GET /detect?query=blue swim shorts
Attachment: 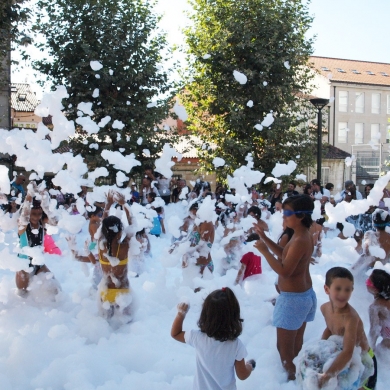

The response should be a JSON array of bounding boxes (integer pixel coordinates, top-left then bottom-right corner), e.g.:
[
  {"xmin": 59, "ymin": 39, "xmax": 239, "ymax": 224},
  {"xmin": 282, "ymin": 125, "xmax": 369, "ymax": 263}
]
[{"xmin": 273, "ymin": 287, "xmax": 317, "ymax": 330}]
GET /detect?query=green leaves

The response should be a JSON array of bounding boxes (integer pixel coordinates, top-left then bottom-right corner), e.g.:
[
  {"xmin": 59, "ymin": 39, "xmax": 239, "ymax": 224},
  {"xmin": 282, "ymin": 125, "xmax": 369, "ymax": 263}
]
[
  {"xmin": 31, "ymin": 0, "xmax": 177, "ymax": 181},
  {"xmin": 181, "ymin": 0, "xmax": 317, "ymax": 183}
]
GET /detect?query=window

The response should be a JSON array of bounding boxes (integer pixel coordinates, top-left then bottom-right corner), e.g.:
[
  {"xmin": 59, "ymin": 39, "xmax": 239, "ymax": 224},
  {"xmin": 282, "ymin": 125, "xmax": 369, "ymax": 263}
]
[
  {"xmin": 355, "ymin": 92, "xmax": 364, "ymax": 113},
  {"xmin": 371, "ymin": 124, "xmax": 380, "ymax": 143},
  {"xmin": 321, "ymin": 66, "xmax": 330, "ymax": 71},
  {"xmin": 372, "ymin": 93, "xmax": 380, "ymax": 114},
  {"xmin": 338, "ymin": 122, "xmax": 348, "ymax": 143},
  {"xmin": 321, "ymin": 167, "xmax": 330, "ymax": 186},
  {"xmin": 367, "ymin": 71, "xmax": 375, "ymax": 75},
  {"xmin": 336, "ymin": 68, "xmax": 346, "ymax": 73},
  {"xmin": 387, "ymin": 95, "xmax": 390, "ymax": 114},
  {"xmin": 380, "ymin": 72, "xmax": 389, "ymax": 77},
  {"xmin": 339, "ymin": 91, "xmax": 348, "ymax": 112},
  {"xmin": 352, "ymin": 69, "xmax": 361, "ymax": 74},
  {"xmin": 355, "ymin": 123, "xmax": 364, "ymax": 144}
]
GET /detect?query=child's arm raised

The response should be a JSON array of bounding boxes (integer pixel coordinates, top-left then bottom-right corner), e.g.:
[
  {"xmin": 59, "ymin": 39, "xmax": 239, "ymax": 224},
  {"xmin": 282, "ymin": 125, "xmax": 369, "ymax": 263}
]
[
  {"xmin": 254, "ymin": 225, "xmax": 284, "ymax": 258},
  {"xmin": 171, "ymin": 303, "xmax": 189, "ymax": 343},
  {"xmin": 319, "ymin": 316, "xmax": 358, "ymax": 387}
]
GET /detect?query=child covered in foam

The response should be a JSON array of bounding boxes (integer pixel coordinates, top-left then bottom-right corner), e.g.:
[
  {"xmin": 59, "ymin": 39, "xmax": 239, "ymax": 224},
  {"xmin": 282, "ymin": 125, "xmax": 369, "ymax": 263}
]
[{"xmin": 296, "ymin": 267, "xmax": 376, "ymax": 390}]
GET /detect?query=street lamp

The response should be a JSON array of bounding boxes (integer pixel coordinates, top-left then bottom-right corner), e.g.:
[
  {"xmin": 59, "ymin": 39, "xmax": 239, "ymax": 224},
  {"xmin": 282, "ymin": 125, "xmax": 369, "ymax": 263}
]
[{"xmin": 310, "ymin": 98, "xmax": 329, "ymax": 184}]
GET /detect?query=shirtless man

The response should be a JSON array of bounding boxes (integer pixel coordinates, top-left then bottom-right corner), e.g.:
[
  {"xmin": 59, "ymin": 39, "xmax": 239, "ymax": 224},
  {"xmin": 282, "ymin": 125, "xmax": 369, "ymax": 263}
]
[
  {"xmin": 254, "ymin": 195, "xmax": 316, "ymax": 380},
  {"xmin": 319, "ymin": 267, "xmax": 376, "ymax": 389}
]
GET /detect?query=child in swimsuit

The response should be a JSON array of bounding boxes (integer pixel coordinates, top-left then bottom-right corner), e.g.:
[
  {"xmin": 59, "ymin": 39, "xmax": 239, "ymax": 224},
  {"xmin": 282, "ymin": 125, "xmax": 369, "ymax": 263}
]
[
  {"xmin": 97, "ymin": 192, "xmax": 133, "ymax": 322},
  {"xmin": 317, "ymin": 267, "xmax": 376, "ymax": 389},
  {"xmin": 171, "ymin": 287, "xmax": 255, "ymax": 390},
  {"xmin": 367, "ymin": 269, "xmax": 390, "ymax": 356},
  {"xmin": 254, "ymin": 194, "xmax": 316, "ymax": 380},
  {"xmin": 16, "ymin": 183, "xmax": 59, "ymax": 295}
]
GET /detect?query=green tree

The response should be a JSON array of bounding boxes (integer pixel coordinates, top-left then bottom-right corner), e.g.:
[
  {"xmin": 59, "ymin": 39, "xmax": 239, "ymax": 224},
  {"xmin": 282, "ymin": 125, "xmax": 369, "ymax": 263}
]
[
  {"xmin": 31, "ymin": 0, "xmax": 177, "ymax": 181},
  {"xmin": 0, "ymin": 0, "xmax": 30, "ymax": 77},
  {"xmin": 181, "ymin": 0, "xmax": 317, "ymax": 181},
  {"xmin": 0, "ymin": 1, "xmax": 30, "ymax": 128}
]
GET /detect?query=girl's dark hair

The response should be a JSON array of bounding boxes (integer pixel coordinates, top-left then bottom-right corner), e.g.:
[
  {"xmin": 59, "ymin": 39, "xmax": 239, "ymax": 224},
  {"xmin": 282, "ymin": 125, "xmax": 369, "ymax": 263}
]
[
  {"xmin": 283, "ymin": 195, "xmax": 314, "ymax": 228},
  {"xmin": 198, "ymin": 287, "xmax": 243, "ymax": 342},
  {"xmin": 303, "ymin": 184, "xmax": 312, "ymax": 195},
  {"xmin": 136, "ymin": 228, "xmax": 146, "ymax": 239},
  {"xmin": 325, "ymin": 183, "xmax": 334, "ymax": 191},
  {"xmin": 101, "ymin": 216, "xmax": 123, "ymax": 256},
  {"xmin": 279, "ymin": 227, "xmax": 294, "ymax": 243},
  {"xmin": 32, "ymin": 197, "xmax": 43, "ymax": 210},
  {"xmin": 372, "ymin": 209, "xmax": 390, "ymax": 231},
  {"xmin": 193, "ymin": 181, "xmax": 203, "ymax": 196},
  {"xmin": 371, "ymin": 269, "xmax": 390, "ymax": 299},
  {"xmin": 87, "ymin": 206, "xmax": 103, "ymax": 219},
  {"xmin": 189, "ymin": 202, "xmax": 199, "ymax": 211},
  {"xmin": 147, "ymin": 192, "xmax": 157, "ymax": 202},
  {"xmin": 203, "ymin": 181, "xmax": 211, "ymax": 191},
  {"xmin": 247, "ymin": 206, "xmax": 261, "ymax": 220},
  {"xmin": 246, "ymin": 233, "xmax": 260, "ymax": 242}
]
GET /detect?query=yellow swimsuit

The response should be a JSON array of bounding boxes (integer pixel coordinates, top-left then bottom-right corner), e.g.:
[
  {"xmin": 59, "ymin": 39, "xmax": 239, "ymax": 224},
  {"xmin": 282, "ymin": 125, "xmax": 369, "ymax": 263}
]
[
  {"xmin": 101, "ymin": 288, "xmax": 130, "ymax": 303},
  {"xmin": 99, "ymin": 243, "xmax": 130, "ymax": 303},
  {"xmin": 99, "ymin": 243, "xmax": 128, "ymax": 266}
]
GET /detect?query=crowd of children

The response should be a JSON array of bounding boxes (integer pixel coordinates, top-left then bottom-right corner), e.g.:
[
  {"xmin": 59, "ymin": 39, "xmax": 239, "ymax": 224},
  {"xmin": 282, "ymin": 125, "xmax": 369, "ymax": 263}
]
[{"xmin": 1, "ymin": 170, "xmax": 390, "ymax": 389}]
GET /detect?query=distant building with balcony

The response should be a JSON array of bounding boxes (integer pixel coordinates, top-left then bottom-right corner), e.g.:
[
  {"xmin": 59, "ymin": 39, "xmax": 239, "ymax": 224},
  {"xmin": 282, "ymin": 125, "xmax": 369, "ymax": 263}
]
[{"xmin": 310, "ymin": 56, "xmax": 390, "ymax": 190}]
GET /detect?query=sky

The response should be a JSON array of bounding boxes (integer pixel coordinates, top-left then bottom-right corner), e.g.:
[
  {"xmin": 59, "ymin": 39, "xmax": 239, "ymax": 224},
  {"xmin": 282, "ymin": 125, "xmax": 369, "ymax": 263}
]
[
  {"xmin": 154, "ymin": 0, "xmax": 390, "ymax": 63},
  {"xmin": 12, "ymin": 0, "xmax": 390, "ymax": 96}
]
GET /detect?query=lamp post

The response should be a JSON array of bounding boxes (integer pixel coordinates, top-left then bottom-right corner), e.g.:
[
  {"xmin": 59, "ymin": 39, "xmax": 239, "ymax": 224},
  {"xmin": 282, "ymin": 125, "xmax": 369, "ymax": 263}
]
[{"xmin": 310, "ymin": 98, "xmax": 329, "ymax": 184}]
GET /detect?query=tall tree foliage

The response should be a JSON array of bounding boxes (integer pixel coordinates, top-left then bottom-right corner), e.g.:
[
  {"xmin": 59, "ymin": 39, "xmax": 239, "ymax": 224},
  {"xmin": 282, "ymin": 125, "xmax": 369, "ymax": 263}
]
[
  {"xmin": 181, "ymin": 0, "xmax": 317, "ymax": 180},
  {"xmin": 0, "ymin": 0, "xmax": 30, "ymax": 79},
  {"xmin": 31, "ymin": 0, "xmax": 177, "ymax": 179},
  {"xmin": 0, "ymin": 0, "xmax": 30, "ymax": 129}
]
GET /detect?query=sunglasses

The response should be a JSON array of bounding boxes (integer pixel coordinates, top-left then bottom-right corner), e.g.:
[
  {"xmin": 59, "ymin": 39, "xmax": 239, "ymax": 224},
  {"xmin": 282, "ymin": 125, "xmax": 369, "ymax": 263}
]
[
  {"xmin": 97, "ymin": 212, "xmax": 103, "ymax": 217},
  {"xmin": 283, "ymin": 209, "xmax": 313, "ymax": 217}
]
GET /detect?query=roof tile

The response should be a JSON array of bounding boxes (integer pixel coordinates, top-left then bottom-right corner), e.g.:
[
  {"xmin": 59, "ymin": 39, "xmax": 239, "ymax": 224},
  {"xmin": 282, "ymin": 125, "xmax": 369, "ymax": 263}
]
[{"xmin": 310, "ymin": 56, "xmax": 390, "ymax": 87}]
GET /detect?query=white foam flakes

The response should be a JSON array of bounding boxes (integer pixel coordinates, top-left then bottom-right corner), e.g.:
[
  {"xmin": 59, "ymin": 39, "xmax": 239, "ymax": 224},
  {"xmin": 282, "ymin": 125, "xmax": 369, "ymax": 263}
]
[{"xmin": 233, "ymin": 70, "xmax": 247, "ymax": 84}]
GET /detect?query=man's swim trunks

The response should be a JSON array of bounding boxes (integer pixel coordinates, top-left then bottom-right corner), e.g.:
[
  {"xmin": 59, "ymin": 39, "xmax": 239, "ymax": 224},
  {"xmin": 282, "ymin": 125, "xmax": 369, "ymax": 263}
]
[{"xmin": 273, "ymin": 287, "xmax": 317, "ymax": 330}]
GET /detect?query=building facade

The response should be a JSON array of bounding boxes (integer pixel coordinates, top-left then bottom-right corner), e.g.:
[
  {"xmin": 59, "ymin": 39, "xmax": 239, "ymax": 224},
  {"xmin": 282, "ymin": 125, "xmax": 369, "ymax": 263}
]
[
  {"xmin": 310, "ymin": 56, "xmax": 390, "ymax": 190},
  {"xmin": 10, "ymin": 83, "xmax": 41, "ymax": 129}
]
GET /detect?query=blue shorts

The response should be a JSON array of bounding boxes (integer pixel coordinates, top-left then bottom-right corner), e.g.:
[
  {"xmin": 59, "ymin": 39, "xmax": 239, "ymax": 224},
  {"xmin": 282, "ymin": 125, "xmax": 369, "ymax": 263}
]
[{"xmin": 273, "ymin": 287, "xmax": 317, "ymax": 330}]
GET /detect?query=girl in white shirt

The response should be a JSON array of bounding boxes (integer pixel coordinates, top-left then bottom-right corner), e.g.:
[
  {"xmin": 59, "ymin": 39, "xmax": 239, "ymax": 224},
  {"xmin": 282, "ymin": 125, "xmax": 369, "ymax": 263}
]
[{"xmin": 171, "ymin": 287, "xmax": 255, "ymax": 390}]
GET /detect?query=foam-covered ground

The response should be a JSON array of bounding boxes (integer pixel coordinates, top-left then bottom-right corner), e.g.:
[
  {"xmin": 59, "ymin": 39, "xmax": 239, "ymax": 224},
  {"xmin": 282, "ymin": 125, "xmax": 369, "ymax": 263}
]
[{"xmin": 0, "ymin": 202, "xmax": 389, "ymax": 390}]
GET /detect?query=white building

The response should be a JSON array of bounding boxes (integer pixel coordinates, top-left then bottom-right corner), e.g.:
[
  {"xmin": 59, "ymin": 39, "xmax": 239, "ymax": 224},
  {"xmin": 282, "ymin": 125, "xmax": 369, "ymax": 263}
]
[{"xmin": 310, "ymin": 56, "xmax": 390, "ymax": 190}]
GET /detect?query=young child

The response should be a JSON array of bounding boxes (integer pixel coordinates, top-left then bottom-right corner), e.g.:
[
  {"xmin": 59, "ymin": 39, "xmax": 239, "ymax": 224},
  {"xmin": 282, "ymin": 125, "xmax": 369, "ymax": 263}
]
[
  {"xmin": 234, "ymin": 233, "xmax": 262, "ymax": 285},
  {"xmin": 171, "ymin": 288, "xmax": 255, "ymax": 389},
  {"xmin": 147, "ymin": 192, "xmax": 165, "ymax": 236},
  {"xmin": 367, "ymin": 269, "xmax": 390, "ymax": 354},
  {"xmin": 254, "ymin": 195, "xmax": 316, "ymax": 380},
  {"xmin": 318, "ymin": 267, "xmax": 376, "ymax": 389}
]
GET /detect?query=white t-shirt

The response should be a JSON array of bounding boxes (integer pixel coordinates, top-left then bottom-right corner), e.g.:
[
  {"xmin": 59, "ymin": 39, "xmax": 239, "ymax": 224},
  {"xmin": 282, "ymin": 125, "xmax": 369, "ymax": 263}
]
[
  {"xmin": 184, "ymin": 329, "xmax": 247, "ymax": 390},
  {"xmin": 313, "ymin": 188, "xmax": 330, "ymax": 200}
]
